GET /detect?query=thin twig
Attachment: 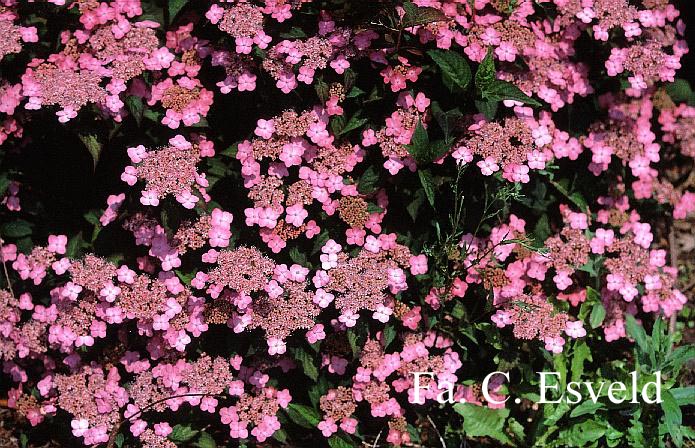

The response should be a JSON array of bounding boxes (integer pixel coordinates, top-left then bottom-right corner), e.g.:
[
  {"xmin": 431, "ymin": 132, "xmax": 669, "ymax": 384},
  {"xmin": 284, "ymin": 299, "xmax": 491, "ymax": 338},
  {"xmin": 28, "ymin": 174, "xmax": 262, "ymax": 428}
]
[
  {"xmin": 427, "ymin": 414, "xmax": 447, "ymax": 448},
  {"xmin": 668, "ymin": 228, "xmax": 678, "ymax": 334},
  {"xmin": 0, "ymin": 236, "xmax": 15, "ymax": 298},
  {"xmin": 371, "ymin": 427, "xmax": 384, "ymax": 448}
]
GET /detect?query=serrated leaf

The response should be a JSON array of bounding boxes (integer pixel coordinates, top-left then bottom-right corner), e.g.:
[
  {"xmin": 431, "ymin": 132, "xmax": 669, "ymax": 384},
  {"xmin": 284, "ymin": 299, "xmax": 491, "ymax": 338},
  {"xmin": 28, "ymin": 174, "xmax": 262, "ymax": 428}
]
[
  {"xmin": 406, "ymin": 189, "xmax": 426, "ymax": 222},
  {"xmin": 382, "ymin": 324, "xmax": 396, "ymax": 349},
  {"xmin": 589, "ymin": 302, "xmax": 606, "ymax": 329},
  {"xmin": 670, "ymin": 387, "xmax": 695, "ymax": 407},
  {"xmin": 483, "ymin": 80, "xmax": 542, "ymax": 107},
  {"xmin": 625, "ymin": 314, "xmax": 650, "ymax": 355},
  {"xmin": 346, "ymin": 86, "xmax": 365, "ymax": 98},
  {"xmin": 418, "ymin": 169, "xmax": 436, "ymax": 207},
  {"xmin": 406, "ymin": 119, "xmax": 429, "ymax": 155},
  {"xmin": 327, "ymin": 434, "xmax": 354, "ymax": 448},
  {"xmin": 475, "ymin": 99, "xmax": 498, "ymax": 120},
  {"xmin": 315, "ymin": 79, "xmax": 329, "ymax": 103},
  {"xmin": 406, "ymin": 120, "xmax": 450, "ymax": 164},
  {"xmin": 402, "ymin": 2, "xmax": 447, "ymax": 27},
  {"xmin": 586, "ymin": 286, "xmax": 601, "ymax": 303},
  {"xmin": 475, "ymin": 47, "xmax": 496, "ymax": 90},
  {"xmin": 168, "ymin": 424, "xmax": 199, "ymax": 443},
  {"xmin": 288, "ymin": 246, "xmax": 307, "ymax": 266},
  {"xmin": 272, "ymin": 428, "xmax": 288, "ymax": 443},
  {"xmin": 143, "ymin": 108, "xmax": 161, "ymax": 123},
  {"xmin": 125, "ymin": 96, "xmax": 144, "ymax": 127},
  {"xmin": 193, "ymin": 431, "xmax": 217, "ymax": 448},
  {"xmin": 286, "ymin": 403, "xmax": 321, "ymax": 429},
  {"xmin": 169, "ymin": 0, "xmax": 188, "ymax": 21},
  {"xmin": 338, "ymin": 113, "xmax": 368, "ymax": 136},
  {"xmin": 311, "ymin": 230, "xmax": 330, "ymax": 255},
  {"xmin": 665, "ymin": 79, "xmax": 695, "ymax": 105},
  {"xmin": 330, "ymin": 115, "xmax": 346, "ymax": 136},
  {"xmin": 366, "ymin": 202, "xmax": 383, "ymax": 214},
  {"xmin": 78, "ymin": 133, "xmax": 102, "ymax": 169},
  {"xmin": 431, "ymin": 102, "xmax": 462, "ymax": 144},
  {"xmin": 279, "ymin": 27, "xmax": 307, "ymax": 39},
  {"xmin": 291, "ymin": 347, "xmax": 318, "ymax": 381},
  {"xmin": 570, "ymin": 401, "xmax": 605, "ymax": 418},
  {"xmin": 1, "ymin": 220, "xmax": 33, "ymax": 238},
  {"xmin": 357, "ymin": 165, "xmax": 380, "ymax": 194},
  {"xmin": 427, "ymin": 49, "xmax": 472, "ymax": 93},
  {"xmin": 454, "ymin": 403, "xmax": 511, "ymax": 443},
  {"xmin": 661, "ymin": 390, "xmax": 683, "ymax": 447},
  {"xmin": 0, "ymin": 173, "xmax": 9, "ymax": 198},
  {"xmin": 570, "ymin": 340, "xmax": 592, "ymax": 382},
  {"xmin": 568, "ymin": 419, "xmax": 606, "ymax": 444},
  {"xmin": 666, "ymin": 346, "xmax": 695, "ymax": 373}
]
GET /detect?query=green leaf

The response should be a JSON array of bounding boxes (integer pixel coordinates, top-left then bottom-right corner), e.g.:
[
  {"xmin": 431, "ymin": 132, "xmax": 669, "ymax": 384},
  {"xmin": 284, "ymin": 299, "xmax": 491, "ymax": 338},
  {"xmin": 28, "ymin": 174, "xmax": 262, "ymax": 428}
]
[
  {"xmin": 1, "ymin": 220, "xmax": 33, "ymax": 238},
  {"xmin": 308, "ymin": 377, "xmax": 329, "ymax": 408},
  {"xmin": 327, "ymin": 434, "xmax": 354, "ymax": 448},
  {"xmin": 475, "ymin": 99, "xmax": 498, "ymax": 119},
  {"xmin": 288, "ymin": 246, "xmax": 308, "ymax": 266},
  {"xmin": 454, "ymin": 403, "xmax": 511, "ymax": 443},
  {"xmin": 347, "ymin": 324, "xmax": 367, "ymax": 357},
  {"xmin": 406, "ymin": 189, "xmax": 426, "ymax": 222},
  {"xmin": 315, "ymin": 78, "xmax": 330, "ymax": 103},
  {"xmin": 330, "ymin": 116, "xmax": 346, "ymax": 138},
  {"xmin": 168, "ymin": 424, "xmax": 199, "ymax": 443},
  {"xmin": 125, "ymin": 96, "xmax": 144, "ymax": 126},
  {"xmin": 286, "ymin": 403, "xmax": 321, "ymax": 429},
  {"xmin": 114, "ymin": 433, "xmax": 124, "ymax": 448},
  {"xmin": 338, "ymin": 113, "xmax": 369, "ymax": 136},
  {"xmin": 482, "ymin": 80, "xmax": 542, "ymax": 107},
  {"xmin": 431, "ymin": 102, "xmax": 462, "ymax": 144},
  {"xmin": 418, "ymin": 169, "xmax": 436, "ymax": 207},
  {"xmin": 291, "ymin": 347, "xmax": 318, "ymax": 381},
  {"xmin": 169, "ymin": 0, "xmax": 188, "ymax": 20},
  {"xmin": 311, "ymin": 230, "xmax": 330, "ymax": 256},
  {"xmin": 402, "ymin": 2, "xmax": 447, "ymax": 27},
  {"xmin": 382, "ymin": 324, "xmax": 397, "ymax": 349},
  {"xmin": 366, "ymin": 202, "xmax": 383, "ymax": 214},
  {"xmin": 568, "ymin": 419, "xmax": 607, "ymax": 445},
  {"xmin": 346, "ymin": 86, "xmax": 365, "ymax": 98},
  {"xmin": 272, "ymin": 428, "xmax": 288, "ymax": 443},
  {"xmin": 625, "ymin": 314, "xmax": 650, "ymax": 355},
  {"xmin": 405, "ymin": 120, "xmax": 450, "ymax": 164},
  {"xmin": 343, "ymin": 69, "xmax": 357, "ymax": 92},
  {"xmin": 475, "ymin": 47, "xmax": 496, "ymax": 90},
  {"xmin": 589, "ymin": 302, "xmax": 606, "ymax": 329},
  {"xmin": 507, "ymin": 417, "xmax": 526, "ymax": 443},
  {"xmin": 670, "ymin": 387, "xmax": 695, "ymax": 407},
  {"xmin": 427, "ymin": 49, "xmax": 472, "ymax": 93},
  {"xmin": 143, "ymin": 108, "xmax": 162, "ymax": 123},
  {"xmin": 570, "ymin": 401, "xmax": 605, "ymax": 418},
  {"xmin": 0, "ymin": 173, "xmax": 9, "ymax": 198},
  {"xmin": 279, "ymin": 27, "xmax": 307, "ymax": 39},
  {"xmin": 193, "ymin": 432, "xmax": 217, "ymax": 448},
  {"xmin": 357, "ymin": 165, "xmax": 380, "ymax": 194},
  {"xmin": 585, "ymin": 285, "xmax": 601, "ymax": 303},
  {"xmin": 78, "ymin": 133, "xmax": 102, "ymax": 169},
  {"xmin": 570, "ymin": 340, "xmax": 592, "ymax": 382},
  {"xmin": 661, "ymin": 390, "xmax": 683, "ymax": 447},
  {"xmin": 665, "ymin": 79, "xmax": 695, "ymax": 105},
  {"xmin": 406, "ymin": 119, "xmax": 429, "ymax": 156}
]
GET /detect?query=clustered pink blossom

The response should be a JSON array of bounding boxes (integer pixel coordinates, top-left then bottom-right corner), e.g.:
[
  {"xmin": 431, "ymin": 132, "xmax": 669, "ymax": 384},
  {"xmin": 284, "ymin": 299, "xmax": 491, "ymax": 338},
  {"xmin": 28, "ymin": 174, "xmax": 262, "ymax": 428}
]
[{"xmin": 0, "ymin": 0, "xmax": 693, "ymax": 446}]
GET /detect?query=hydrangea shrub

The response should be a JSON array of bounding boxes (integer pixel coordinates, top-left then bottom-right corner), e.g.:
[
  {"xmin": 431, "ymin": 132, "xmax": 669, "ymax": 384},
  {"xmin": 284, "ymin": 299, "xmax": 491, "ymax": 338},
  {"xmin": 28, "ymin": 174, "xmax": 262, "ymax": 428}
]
[{"xmin": 0, "ymin": 0, "xmax": 693, "ymax": 446}]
